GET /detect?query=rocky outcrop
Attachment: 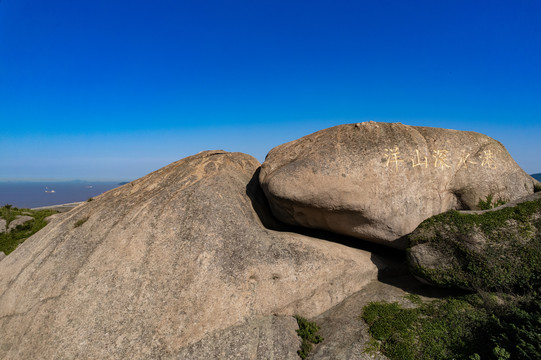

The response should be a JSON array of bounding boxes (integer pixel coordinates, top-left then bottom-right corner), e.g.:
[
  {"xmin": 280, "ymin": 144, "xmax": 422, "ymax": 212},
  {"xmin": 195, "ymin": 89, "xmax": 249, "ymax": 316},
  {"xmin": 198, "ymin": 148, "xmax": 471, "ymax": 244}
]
[
  {"xmin": 260, "ymin": 122, "xmax": 536, "ymax": 249},
  {"xmin": 0, "ymin": 252, "xmax": 5, "ymax": 262},
  {"xmin": 7, "ymin": 215, "xmax": 33, "ymax": 232},
  {"xmin": 407, "ymin": 193, "xmax": 541, "ymax": 292},
  {"xmin": 0, "ymin": 219, "xmax": 5, "ymax": 234},
  {"xmin": 0, "ymin": 151, "xmax": 378, "ymax": 359}
]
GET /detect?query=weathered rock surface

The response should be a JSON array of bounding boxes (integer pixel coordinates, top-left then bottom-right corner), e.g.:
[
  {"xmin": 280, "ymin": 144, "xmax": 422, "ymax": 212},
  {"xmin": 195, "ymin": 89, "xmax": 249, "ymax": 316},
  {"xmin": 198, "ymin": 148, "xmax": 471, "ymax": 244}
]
[
  {"xmin": 176, "ymin": 315, "xmax": 300, "ymax": 359},
  {"xmin": 7, "ymin": 215, "xmax": 33, "ymax": 232},
  {"xmin": 0, "ymin": 150, "xmax": 379, "ymax": 359},
  {"xmin": 407, "ymin": 193, "xmax": 541, "ymax": 291},
  {"xmin": 0, "ymin": 251, "xmax": 5, "ymax": 262},
  {"xmin": 260, "ymin": 122, "xmax": 536, "ymax": 249}
]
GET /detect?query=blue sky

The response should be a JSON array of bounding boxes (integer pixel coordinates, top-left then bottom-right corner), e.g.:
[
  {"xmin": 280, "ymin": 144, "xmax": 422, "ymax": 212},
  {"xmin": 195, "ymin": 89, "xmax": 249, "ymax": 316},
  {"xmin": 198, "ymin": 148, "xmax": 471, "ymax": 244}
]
[{"xmin": 1, "ymin": 0, "xmax": 539, "ymax": 180}]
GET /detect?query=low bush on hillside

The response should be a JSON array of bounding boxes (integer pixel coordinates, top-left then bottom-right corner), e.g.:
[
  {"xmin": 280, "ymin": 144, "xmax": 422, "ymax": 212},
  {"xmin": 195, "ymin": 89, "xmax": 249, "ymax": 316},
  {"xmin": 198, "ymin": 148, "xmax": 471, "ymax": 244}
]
[
  {"xmin": 0, "ymin": 205, "xmax": 58, "ymax": 255},
  {"xmin": 477, "ymin": 194, "xmax": 506, "ymax": 210}
]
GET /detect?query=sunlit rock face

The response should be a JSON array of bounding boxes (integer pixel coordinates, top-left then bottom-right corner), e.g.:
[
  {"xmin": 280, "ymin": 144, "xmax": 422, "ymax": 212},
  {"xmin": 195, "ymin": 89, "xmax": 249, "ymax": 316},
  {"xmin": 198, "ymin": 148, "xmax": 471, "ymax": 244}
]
[
  {"xmin": 260, "ymin": 122, "xmax": 537, "ymax": 249},
  {"xmin": 0, "ymin": 150, "xmax": 377, "ymax": 360}
]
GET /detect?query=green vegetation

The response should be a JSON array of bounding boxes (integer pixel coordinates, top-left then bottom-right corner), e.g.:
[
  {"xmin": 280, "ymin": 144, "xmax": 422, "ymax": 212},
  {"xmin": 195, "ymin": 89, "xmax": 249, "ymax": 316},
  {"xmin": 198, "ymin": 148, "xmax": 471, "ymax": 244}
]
[
  {"xmin": 363, "ymin": 196, "xmax": 541, "ymax": 360},
  {"xmin": 534, "ymin": 183, "xmax": 541, "ymax": 193},
  {"xmin": 477, "ymin": 194, "xmax": 506, "ymax": 210},
  {"xmin": 363, "ymin": 293, "xmax": 541, "ymax": 360},
  {"xmin": 295, "ymin": 315, "xmax": 324, "ymax": 359},
  {"xmin": 409, "ymin": 197, "xmax": 541, "ymax": 293},
  {"xmin": 73, "ymin": 217, "xmax": 89, "ymax": 228},
  {"xmin": 0, "ymin": 204, "xmax": 58, "ymax": 255},
  {"xmin": 87, "ymin": 197, "xmax": 94, "ymax": 202}
]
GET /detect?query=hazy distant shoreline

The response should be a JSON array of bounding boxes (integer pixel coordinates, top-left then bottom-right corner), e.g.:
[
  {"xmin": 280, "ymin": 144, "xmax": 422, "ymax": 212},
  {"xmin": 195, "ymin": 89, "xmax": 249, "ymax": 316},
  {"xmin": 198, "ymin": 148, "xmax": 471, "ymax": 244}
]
[{"xmin": 0, "ymin": 181, "xmax": 126, "ymax": 208}]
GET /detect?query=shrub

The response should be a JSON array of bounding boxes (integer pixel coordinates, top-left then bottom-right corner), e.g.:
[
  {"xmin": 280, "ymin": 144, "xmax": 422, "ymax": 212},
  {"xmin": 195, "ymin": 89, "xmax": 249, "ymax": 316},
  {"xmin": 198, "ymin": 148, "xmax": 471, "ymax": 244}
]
[
  {"xmin": 295, "ymin": 315, "xmax": 324, "ymax": 359},
  {"xmin": 478, "ymin": 194, "xmax": 506, "ymax": 210}
]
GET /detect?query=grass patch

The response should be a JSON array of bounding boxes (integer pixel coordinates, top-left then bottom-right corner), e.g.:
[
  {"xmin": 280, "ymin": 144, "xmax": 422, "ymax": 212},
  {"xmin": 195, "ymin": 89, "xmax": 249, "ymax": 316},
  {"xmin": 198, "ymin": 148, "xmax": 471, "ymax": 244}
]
[
  {"xmin": 73, "ymin": 217, "xmax": 89, "ymax": 228},
  {"xmin": 0, "ymin": 205, "xmax": 58, "ymax": 255},
  {"xmin": 362, "ymin": 293, "xmax": 541, "ymax": 360},
  {"xmin": 295, "ymin": 315, "xmax": 324, "ymax": 359}
]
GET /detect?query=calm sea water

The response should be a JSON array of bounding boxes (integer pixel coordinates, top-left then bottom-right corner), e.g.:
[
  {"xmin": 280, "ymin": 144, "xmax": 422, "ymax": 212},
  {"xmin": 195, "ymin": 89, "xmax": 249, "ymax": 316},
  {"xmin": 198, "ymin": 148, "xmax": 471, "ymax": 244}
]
[{"xmin": 0, "ymin": 181, "xmax": 126, "ymax": 208}]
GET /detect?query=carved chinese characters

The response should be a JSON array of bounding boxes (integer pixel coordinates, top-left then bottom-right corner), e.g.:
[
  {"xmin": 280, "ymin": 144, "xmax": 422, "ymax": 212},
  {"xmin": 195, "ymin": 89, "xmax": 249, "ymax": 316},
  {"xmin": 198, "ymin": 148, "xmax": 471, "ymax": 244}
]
[
  {"xmin": 383, "ymin": 146, "xmax": 498, "ymax": 171},
  {"xmin": 260, "ymin": 121, "xmax": 537, "ymax": 249}
]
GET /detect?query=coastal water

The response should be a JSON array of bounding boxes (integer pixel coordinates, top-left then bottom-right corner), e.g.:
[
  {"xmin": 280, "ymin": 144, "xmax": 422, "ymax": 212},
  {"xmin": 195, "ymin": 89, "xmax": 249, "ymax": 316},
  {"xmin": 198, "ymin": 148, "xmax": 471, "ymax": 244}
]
[{"xmin": 0, "ymin": 181, "xmax": 126, "ymax": 208}]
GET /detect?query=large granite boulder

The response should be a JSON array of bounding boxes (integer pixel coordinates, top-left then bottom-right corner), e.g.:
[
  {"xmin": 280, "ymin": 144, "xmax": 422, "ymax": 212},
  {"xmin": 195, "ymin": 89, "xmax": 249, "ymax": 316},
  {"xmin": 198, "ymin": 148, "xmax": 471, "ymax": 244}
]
[
  {"xmin": 0, "ymin": 150, "xmax": 378, "ymax": 359},
  {"xmin": 260, "ymin": 122, "xmax": 537, "ymax": 249},
  {"xmin": 407, "ymin": 193, "xmax": 541, "ymax": 292}
]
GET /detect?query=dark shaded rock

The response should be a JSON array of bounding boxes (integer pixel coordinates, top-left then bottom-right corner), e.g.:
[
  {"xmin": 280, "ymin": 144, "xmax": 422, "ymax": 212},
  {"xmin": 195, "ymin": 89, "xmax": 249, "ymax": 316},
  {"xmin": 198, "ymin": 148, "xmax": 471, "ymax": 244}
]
[{"xmin": 260, "ymin": 122, "xmax": 536, "ymax": 249}]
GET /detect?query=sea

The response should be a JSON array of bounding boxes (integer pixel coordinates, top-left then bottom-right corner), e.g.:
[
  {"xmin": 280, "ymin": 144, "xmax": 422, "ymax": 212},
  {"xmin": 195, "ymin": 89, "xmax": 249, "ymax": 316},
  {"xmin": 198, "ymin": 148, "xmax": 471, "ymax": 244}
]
[{"xmin": 0, "ymin": 181, "xmax": 127, "ymax": 209}]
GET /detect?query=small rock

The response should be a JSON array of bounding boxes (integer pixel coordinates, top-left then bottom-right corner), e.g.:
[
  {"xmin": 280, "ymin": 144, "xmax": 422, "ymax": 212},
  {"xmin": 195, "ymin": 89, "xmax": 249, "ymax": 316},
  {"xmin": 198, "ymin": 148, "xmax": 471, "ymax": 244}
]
[{"xmin": 7, "ymin": 216, "xmax": 33, "ymax": 232}]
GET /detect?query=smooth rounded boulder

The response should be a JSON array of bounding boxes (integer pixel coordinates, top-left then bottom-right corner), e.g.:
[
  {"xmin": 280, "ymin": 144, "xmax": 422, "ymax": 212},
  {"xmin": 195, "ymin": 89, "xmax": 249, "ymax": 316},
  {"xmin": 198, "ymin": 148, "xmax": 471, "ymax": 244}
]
[
  {"xmin": 260, "ymin": 122, "xmax": 537, "ymax": 249},
  {"xmin": 0, "ymin": 150, "xmax": 378, "ymax": 359}
]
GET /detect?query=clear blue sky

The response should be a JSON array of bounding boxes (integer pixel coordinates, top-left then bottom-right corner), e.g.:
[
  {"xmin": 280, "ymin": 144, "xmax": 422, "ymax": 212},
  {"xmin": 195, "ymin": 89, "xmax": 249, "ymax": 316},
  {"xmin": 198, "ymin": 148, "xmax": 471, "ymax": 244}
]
[{"xmin": 1, "ymin": 0, "xmax": 539, "ymax": 180}]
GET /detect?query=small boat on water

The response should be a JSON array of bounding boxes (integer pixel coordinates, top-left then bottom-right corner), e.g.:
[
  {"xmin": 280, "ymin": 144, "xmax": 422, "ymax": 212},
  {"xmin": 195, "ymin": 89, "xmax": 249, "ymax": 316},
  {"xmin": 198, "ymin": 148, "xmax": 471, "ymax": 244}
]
[{"xmin": 45, "ymin": 187, "xmax": 56, "ymax": 193}]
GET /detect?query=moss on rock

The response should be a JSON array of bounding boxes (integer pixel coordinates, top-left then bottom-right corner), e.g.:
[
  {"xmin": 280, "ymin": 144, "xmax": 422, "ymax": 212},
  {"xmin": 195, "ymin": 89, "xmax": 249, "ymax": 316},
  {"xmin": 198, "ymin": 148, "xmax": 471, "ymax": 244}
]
[{"xmin": 407, "ymin": 194, "xmax": 541, "ymax": 293}]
